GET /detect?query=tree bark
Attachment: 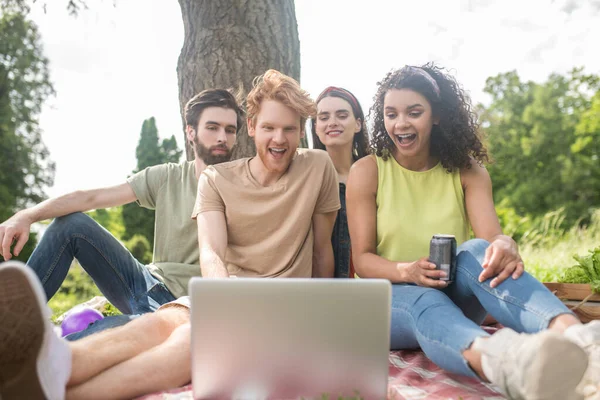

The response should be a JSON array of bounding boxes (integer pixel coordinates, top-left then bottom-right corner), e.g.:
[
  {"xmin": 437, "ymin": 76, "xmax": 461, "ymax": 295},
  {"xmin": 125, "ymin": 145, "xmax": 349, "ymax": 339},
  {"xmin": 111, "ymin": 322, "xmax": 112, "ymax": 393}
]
[{"xmin": 177, "ymin": 0, "xmax": 301, "ymax": 161}]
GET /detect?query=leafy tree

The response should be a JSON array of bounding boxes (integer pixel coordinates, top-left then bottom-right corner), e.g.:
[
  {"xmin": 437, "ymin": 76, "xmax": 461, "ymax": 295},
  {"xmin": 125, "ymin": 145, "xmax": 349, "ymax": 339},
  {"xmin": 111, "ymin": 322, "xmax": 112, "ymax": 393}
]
[
  {"xmin": 3, "ymin": 0, "xmax": 303, "ymax": 159},
  {"xmin": 1, "ymin": 0, "xmax": 93, "ymax": 16},
  {"xmin": 86, "ymin": 207, "xmax": 125, "ymax": 240},
  {"xmin": 134, "ymin": 118, "xmax": 180, "ymax": 170},
  {"xmin": 121, "ymin": 117, "xmax": 182, "ymax": 246},
  {"xmin": 481, "ymin": 68, "xmax": 600, "ymax": 226},
  {"xmin": 0, "ymin": 10, "xmax": 55, "ymax": 261},
  {"xmin": 177, "ymin": 0, "xmax": 302, "ymax": 159},
  {"xmin": 566, "ymin": 91, "xmax": 600, "ymax": 216},
  {"xmin": 124, "ymin": 234, "xmax": 152, "ymax": 264}
]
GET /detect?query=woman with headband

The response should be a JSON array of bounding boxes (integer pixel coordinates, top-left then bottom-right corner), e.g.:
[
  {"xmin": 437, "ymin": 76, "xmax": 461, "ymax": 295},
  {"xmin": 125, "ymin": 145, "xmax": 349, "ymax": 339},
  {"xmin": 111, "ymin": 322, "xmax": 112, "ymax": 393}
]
[
  {"xmin": 346, "ymin": 64, "xmax": 599, "ymax": 399},
  {"xmin": 311, "ymin": 87, "xmax": 369, "ymax": 278}
]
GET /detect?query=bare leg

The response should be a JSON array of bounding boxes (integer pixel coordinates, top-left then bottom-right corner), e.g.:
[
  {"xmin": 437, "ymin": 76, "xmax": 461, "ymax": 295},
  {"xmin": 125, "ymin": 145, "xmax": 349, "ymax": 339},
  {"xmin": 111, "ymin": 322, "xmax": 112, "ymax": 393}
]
[
  {"xmin": 66, "ymin": 323, "xmax": 191, "ymax": 400},
  {"xmin": 548, "ymin": 313, "xmax": 581, "ymax": 333},
  {"xmin": 463, "ymin": 344, "xmax": 487, "ymax": 380},
  {"xmin": 68, "ymin": 306, "xmax": 189, "ymax": 386}
]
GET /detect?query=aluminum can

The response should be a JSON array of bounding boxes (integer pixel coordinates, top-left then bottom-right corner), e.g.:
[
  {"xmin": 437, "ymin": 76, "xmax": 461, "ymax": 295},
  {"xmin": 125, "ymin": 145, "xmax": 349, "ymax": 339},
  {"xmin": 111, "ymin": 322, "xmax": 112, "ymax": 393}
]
[{"xmin": 429, "ymin": 234, "xmax": 457, "ymax": 282}]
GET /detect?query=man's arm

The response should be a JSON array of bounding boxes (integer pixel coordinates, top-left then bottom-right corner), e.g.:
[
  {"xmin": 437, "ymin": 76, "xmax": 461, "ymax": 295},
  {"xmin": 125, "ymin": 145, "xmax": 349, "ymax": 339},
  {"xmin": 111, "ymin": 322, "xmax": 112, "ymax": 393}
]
[
  {"xmin": 0, "ymin": 183, "xmax": 137, "ymax": 260},
  {"xmin": 312, "ymin": 210, "xmax": 337, "ymax": 278},
  {"xmin": 197, "ymin": 211, "xmax": 229, "ymax": 278}
]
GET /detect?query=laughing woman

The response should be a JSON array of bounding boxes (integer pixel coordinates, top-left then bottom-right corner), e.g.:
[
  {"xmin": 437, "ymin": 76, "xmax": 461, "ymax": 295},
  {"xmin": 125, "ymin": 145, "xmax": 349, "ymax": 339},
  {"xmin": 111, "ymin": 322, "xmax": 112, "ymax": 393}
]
[
  {"xmin": 311, "ymin": 87, "xmax": 369, "ymax": 278},
  {"xmin": 346, "ymin": 64, "xmax": 599, "ymax": 400}
]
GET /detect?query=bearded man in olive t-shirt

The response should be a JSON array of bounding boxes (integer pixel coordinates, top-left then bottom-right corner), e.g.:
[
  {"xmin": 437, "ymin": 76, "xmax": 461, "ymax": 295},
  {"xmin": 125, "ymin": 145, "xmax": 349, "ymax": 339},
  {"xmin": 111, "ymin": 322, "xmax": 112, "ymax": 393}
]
[{"xmin": 0, "ymin": 89, "xmax": 245, "ymax": 340}]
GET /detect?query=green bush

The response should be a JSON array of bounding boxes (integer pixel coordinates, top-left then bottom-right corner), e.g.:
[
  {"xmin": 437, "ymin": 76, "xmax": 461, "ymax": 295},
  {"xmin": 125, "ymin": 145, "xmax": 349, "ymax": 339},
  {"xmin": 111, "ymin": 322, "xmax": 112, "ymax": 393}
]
[
  {"xmin": 124, "ymin": 234, "xmax": 152, "ymax": 264},
  {"xmin": 47, "ymin": 262, "xmax": 123, "ymax": 320}
]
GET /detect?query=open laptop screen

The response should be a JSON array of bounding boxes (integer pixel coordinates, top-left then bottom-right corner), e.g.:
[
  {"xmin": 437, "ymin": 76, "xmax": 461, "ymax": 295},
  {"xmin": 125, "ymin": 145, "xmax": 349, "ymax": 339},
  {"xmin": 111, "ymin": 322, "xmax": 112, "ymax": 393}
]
[{"xmin": 189, "ymin": 278, "xmax": 391, "ymax": 399}]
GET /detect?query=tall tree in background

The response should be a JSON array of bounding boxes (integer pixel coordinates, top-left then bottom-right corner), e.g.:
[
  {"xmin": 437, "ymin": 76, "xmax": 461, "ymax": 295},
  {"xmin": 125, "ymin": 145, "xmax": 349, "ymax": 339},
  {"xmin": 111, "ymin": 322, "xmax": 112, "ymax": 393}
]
[
  {"xmin": 480, "ymin": 68, "xmax": 600, "ymax": 225},
  {"xmin": 0, "ymin": 9, "xmax": 55, "ymax": 261},
  {"xmin": 3, "ymin": 0, "xmax": 303, "ymax": 159},
  {"xmin": 121, "ymin": 117, "xmax": 182, "ymax": 249},
  {"xmin": 567, "ymin": 91, "xmax": 600, "ymax": 212},
  {"xmin": 177, "ymin": 0, "xmax": 302, "ymax": 160},
  {"xmin": 134, "ymin": 117, "xmax": 181, "ymax": 169}
]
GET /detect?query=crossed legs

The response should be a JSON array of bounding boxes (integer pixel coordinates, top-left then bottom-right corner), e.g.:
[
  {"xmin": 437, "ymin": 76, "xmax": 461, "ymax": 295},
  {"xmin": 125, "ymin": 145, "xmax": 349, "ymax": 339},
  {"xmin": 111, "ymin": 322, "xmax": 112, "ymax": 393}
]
[
  {"xmin": 67, "ymin": 307, "xmax": 191, "ymax": 399},
  {"xmin": 0, "ymin": 261, "xmax": 192, "ymax": 400}
]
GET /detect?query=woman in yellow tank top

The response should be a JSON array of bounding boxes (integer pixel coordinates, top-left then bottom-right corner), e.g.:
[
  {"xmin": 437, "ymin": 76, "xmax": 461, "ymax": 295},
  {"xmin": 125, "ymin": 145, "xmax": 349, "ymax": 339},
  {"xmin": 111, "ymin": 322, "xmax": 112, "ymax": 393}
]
[{"xmin": 347, "ymin": 64, "xmax": 599, "ymax": 399}]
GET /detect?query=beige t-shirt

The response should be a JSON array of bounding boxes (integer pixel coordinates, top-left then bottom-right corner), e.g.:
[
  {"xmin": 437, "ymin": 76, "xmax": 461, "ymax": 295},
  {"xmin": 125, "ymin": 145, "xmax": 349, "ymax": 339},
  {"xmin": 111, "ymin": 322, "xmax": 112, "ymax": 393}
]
[
  {"xmin": 127, "ymin": 161, "xmax": 200, "ymax": 298},
  {"xmin": 192, "ymin": 149, "xmax": 340, "ymax": 278}
]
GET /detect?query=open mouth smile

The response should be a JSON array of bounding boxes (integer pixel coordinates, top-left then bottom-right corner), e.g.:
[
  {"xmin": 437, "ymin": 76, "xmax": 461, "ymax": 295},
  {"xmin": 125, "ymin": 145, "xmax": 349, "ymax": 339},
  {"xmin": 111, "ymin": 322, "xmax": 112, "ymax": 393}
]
[
  {"xmin": 395, "ymin": 133, "xmax": 417, "ymax": 146},
  {"xmin": 268, "ymin": 148, "xmax": 287, "ymax": 159}
]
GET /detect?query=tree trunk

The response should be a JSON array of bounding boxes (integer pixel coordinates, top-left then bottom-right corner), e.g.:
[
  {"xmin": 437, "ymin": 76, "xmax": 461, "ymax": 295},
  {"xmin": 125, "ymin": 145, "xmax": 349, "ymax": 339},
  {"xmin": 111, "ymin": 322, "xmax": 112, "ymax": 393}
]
[{"xmin": 177, "ymin": 0, "xmax": 302, "ymax": 161}]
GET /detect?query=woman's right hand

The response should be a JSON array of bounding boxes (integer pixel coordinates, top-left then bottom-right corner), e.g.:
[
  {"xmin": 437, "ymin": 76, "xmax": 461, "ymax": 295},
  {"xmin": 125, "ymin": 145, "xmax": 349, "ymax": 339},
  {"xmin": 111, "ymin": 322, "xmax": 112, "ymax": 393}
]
[{"xmin": 399, "ymin": 257, "xmax": 448, "ymax": 288}]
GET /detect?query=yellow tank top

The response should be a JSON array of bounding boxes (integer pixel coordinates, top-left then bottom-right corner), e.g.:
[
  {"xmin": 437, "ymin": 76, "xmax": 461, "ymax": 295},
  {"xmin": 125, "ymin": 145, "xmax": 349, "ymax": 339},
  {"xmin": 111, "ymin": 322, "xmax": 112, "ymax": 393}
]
[{"xmin": 375, "ymin": 156, "xmax": 470, "ymax": 263}]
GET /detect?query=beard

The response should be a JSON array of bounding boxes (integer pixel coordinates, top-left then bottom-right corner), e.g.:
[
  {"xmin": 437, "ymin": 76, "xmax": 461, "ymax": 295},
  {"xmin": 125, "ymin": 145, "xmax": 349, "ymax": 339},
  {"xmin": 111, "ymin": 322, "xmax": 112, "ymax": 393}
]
[{"xmin": 193, "ymin": 137, "xmax": 233, "ymax": 166}]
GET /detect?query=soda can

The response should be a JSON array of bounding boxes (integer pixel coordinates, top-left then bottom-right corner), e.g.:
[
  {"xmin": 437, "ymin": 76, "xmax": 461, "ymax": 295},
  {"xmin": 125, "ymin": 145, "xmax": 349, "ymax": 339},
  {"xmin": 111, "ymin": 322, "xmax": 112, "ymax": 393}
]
[{"xmin": 429, "ymin": 234, "xmax": 457, "ymax": 283}]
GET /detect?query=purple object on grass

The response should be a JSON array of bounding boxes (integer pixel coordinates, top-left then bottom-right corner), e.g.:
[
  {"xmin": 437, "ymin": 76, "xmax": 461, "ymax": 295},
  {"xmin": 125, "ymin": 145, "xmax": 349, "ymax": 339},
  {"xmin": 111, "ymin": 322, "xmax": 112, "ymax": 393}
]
[{"xmin": 60, "ymin": 306, "xmax": 104, "ymax": 337}]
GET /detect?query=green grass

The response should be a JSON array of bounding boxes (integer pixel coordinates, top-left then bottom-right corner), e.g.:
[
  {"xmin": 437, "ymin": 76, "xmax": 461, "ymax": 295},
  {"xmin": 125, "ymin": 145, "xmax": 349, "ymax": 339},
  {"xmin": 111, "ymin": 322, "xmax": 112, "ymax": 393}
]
[
  {"xmin": 522, "ymin": 230, "xmax": 600, "ymax": 282},
  {"xmin": 520, "ymin": 209, "xmax": 600, "ymax": 284},
  {"xmin": 47, "ymin": 262, "xmax": 121, "ymax": 322}
]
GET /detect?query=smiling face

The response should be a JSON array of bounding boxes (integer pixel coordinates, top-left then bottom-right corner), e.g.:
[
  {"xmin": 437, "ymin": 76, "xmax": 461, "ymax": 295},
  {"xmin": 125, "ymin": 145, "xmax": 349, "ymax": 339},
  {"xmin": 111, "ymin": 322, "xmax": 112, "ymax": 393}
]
[
  {"xmin": 383, "ymin": 88, "xmax": 436, "ymax": 161},
  {"xmin": 315, "ymin": 96, "xmax": 361, "ymax": 149},
  {"xmin": 248, "ymin": 99, "xmax": 303, "ymax": 175}
]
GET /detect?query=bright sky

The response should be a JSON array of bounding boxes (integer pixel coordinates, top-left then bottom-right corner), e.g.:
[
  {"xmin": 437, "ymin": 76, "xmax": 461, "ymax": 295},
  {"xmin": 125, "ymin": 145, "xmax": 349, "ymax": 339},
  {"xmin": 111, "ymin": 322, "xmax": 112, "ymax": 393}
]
[{"xmin": 28, "ymin": 0, "xmax": 600, "ymax": 198}]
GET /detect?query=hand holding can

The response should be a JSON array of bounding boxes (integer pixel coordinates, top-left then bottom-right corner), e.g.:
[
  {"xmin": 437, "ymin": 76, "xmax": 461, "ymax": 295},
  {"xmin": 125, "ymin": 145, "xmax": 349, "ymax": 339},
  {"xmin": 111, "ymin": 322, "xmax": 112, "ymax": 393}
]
[{"xmin": 429, "ymin": 234, "xmax": 457, "ymax": 284}]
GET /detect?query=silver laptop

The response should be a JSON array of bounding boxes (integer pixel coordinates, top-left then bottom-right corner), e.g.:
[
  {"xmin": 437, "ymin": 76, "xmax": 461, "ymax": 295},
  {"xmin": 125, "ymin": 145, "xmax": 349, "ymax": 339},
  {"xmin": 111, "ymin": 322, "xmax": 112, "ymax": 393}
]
[{"xmin": 189, "ymin": 278, "xmax": 391, "ymax": 400}]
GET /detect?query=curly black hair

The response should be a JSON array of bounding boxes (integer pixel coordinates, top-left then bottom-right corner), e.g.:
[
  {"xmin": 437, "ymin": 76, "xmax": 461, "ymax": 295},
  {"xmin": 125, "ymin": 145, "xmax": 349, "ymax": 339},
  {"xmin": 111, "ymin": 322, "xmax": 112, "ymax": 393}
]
[{"xmin": 369, "ymin": 63, "xmax": 488, "ymax": 171}]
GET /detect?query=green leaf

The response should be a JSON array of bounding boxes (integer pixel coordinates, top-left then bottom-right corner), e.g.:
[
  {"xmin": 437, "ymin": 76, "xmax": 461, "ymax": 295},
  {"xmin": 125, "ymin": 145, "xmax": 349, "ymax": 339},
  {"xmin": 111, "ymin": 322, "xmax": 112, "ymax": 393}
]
[{"xmin": 563, "ymin": 247, "xmax": 600, "ymax": 294}]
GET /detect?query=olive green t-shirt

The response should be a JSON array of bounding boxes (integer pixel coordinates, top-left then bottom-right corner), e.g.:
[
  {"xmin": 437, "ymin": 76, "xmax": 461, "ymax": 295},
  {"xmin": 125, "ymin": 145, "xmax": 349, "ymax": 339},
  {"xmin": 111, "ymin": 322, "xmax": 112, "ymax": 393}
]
[
  {"xmin": 192, "ymin": 149, "xmax": 340, "ymax": 278},
  {"xmin": 127, "ymin": 161, "xmax": 200, "ymax": 298}
]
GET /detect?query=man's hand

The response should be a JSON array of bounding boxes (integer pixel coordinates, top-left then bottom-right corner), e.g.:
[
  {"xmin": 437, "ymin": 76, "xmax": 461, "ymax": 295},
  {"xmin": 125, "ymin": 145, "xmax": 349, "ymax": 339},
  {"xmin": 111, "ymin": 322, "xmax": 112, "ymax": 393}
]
[
  {"xmin": 0, "ymin": 212, "xmax": 33, "ymax": 261},
  {"xmin": 478, "ymin": 236, "xmax": 525, "ymax": 288},
  {"xmin": 399, "ymin": 257, "xmax": 448, "ymax": 288}
]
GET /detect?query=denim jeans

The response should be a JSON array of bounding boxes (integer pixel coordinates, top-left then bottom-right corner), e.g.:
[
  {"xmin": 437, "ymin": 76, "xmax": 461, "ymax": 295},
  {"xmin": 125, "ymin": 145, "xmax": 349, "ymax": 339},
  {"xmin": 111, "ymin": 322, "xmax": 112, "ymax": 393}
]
[
  {"xmin": 390, "ymin": 238, "xmax": 573, "ymax": 378},
  {"xmin": 27, "ymin": 212, "xmax": 177, "ymax": 338},
  {"xmin": 332, "ymin": 183, "xmax": 351, "ymax": 278}
]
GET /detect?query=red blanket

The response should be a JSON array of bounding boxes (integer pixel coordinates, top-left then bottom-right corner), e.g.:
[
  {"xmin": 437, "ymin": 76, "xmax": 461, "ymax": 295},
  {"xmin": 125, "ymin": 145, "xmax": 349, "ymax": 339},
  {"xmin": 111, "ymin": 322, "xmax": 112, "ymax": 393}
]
[
  {"xmin": 386, "ymin": 350, "xmax": 504, "ymax": 399},
  {"xmin": 138, "ymin": 350, "xmax": 504, "ymax": 400}
]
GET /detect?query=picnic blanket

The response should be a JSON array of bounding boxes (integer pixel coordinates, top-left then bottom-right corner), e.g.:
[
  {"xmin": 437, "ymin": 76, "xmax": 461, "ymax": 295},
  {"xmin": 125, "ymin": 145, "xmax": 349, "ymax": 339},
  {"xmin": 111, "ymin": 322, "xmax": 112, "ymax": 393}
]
[{"xmin": 137, "ymin": 350, "xmax": 504, "ymax": 400}]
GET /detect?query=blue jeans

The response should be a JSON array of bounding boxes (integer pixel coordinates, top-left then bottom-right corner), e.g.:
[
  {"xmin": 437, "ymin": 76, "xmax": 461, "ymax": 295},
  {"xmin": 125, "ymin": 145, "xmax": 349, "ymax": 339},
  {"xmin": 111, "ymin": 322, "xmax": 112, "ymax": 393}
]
[
  {"xmin": 27, "ymin": 212, "xmax": 177, "ymax": 338},
  {"xmin": 390, "ymin": 238, "xmax": 573, "ymax": 378}
]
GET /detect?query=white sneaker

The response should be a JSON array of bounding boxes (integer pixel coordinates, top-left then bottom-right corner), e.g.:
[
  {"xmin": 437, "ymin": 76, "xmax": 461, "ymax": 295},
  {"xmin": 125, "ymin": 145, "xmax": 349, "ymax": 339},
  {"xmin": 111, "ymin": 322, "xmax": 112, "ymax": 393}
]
[
  {"xmin": 566, "ymin": 321, "xmax": 600, "ymax": 399},
  {"xmin": 473, "ymin": 327, "xmax": 588, "ymax": 400},
  {"xmin": 0, "ymin": 261, "xmax": 72, "ymax": 400}
]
